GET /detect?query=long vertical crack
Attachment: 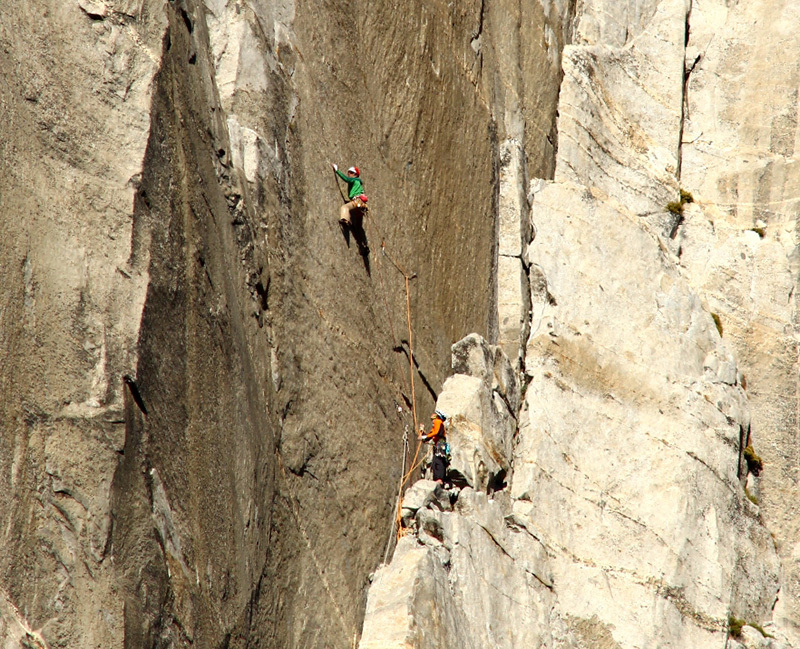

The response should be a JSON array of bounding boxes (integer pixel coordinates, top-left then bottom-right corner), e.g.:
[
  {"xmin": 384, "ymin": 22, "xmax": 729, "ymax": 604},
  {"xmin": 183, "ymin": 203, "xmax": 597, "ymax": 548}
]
[
  {"xmin": 677, "ymin": 0, "xmax": 699, "ymax": 181},
  {"xmin": 517, "ymin": 148, "xmax": 533, "ymax": 379}
]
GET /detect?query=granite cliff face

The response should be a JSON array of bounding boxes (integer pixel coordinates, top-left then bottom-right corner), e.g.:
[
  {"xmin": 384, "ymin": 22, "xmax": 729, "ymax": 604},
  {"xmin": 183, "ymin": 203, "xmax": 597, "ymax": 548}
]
[
  {"xmin": 0, "ymin": 0, "xmax": 561, "ymax": 647},
  {"xmin": 1, "ymin": 0, "xmax": 799, "ymax": 648},
  {"xmin": 359, "ymin": 0, "xmax": 800, "ymax": 647}
]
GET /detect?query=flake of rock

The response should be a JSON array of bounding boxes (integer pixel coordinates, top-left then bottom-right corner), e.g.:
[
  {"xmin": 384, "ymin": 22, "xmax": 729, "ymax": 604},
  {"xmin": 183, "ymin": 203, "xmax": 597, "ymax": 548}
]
[
  {"xmin": 451, "ymin": 333, "xmax": 495, "ymax": 382},
  {"xmin": 401, "ymin": 479, "xmax": 450, "ymax": 517},
  {"xmin": 437, "ymin": 374, "xmax": 514, "ymax": 491},
  {"xmin": 78, "ymin": 0, "xmax": 108, "ymax": 19},
  {"xmin": 359, "ymin": 496, "xmax": 570, "ymax": 649}
]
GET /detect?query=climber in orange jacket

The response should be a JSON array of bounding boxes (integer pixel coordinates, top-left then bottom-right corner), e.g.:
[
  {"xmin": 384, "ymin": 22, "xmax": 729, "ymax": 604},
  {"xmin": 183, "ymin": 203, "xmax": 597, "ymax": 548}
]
[{"xmin": 418, "ymin": 410, "xmax": 448, "ymax": 484}]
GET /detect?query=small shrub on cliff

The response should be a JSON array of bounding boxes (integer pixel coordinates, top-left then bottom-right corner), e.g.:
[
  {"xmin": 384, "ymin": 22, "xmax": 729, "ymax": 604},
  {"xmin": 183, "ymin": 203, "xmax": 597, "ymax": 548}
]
[
  {"xmin": 666, "ymin": 200, "xmax": 683, "ymax": 215},
  {"xmin": 744, "ymin": 486, "xmax": 759, "ymax": 505},
  {"xmin": 665, "ymin": 189, "xmax": 695, "ymax": 216},
  {"xmin": 728, "ymin": 615, "xmax": 745, "ymax": 638},
  {"xmin": 744, "ymin": 445, "xmax": 763, "ymax": 476},
  {"xmin": 750, "ymin": 622, "xmax": 774, "ymax": 639},
  {"xmin": 749, "ymin": 227, "xmax": 766, "ymax": 238},
  {"xmin": 728, "ymin": 617, "xmax": 774, "ymax": 639},
  {"xmin": 711, "ymin": 312, "xmax": 723, "ymax": 336}
]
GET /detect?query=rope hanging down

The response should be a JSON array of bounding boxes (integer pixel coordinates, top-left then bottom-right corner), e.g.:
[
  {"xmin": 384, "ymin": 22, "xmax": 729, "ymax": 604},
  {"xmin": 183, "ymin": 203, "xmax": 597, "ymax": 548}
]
[
  {"xmin": 377, "ymin": 233, "xmax": 423, "ymax": 544},
  {"xmin": 374, "ymin": 224, "xmax": 429, "ymax": 544},
  {"xmin": 383, "ymin": 425, "xmax": 408, "ymax": 564},
  {"xmin": 358, "ymin": 208, "xmax": 428, "ymax": 545},
  {"xmin": 334, "ymin": 170, "xmax": 425, "ymax": 550}
]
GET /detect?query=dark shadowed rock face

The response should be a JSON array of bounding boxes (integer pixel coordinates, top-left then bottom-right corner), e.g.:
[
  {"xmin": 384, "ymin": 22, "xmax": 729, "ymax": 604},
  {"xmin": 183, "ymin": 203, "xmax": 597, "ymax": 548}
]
[{"xmin": 0, "ymin": 0, "xmax": 567, "ymax": 648}]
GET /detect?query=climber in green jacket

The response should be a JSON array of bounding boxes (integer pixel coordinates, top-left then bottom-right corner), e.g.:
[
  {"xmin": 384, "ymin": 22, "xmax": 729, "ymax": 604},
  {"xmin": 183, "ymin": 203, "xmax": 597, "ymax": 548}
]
[{"xmin": 332, "ymin": 163, "xmax": 368, "ymax": 226}]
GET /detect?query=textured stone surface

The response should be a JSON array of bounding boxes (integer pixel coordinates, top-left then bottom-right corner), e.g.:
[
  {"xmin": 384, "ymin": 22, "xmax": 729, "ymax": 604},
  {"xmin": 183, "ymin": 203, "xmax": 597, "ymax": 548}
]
[
  {"xmin": 677, "ymin": 0, "xmax": 800, "ymax": 642},
  {"xmin": 510, "ymin": 0, "xmax": 786, "ymax": 643},
  {"xmin": 359, "ymin": 487, "xmax": 572, "ymax": 649},
  {"xmin": 6, "ymin": 0, "xmax": 800, "ymax": 647},
  {"xmin": 728, "ymin": 623, "xmax": 791, "ymax": 649},
  {"xmin": 736, "ymin": 625, "xmax": 788, "ymax": 649},
  {"xmin": 522, "ymin": 180, "xmax": 779, "ymax": 647},
  {"xmin": 556, "ymin": 0, "xmax": 688, "ymax": 238},
  {"xmin": 358, "ymin": 537, "xmax": 432, "ymax": 649},
  {"xmin": 401, "ymin": 480, "xmax": 450, "ymax": 524},
  {"xmin": 359, "ymin": 0, "xmax": 797, "ymax": 646},
  {"xmin": 0, "ymin": 2, "xmax": 167, "ymax": 647},
  {"xmin": 0, "ymin": 1, "xmax": 569, "ymax": 648},
  {"xmin": 438, "ymin": 335, "xmax": 518, "ymax": 491},
  {"xmin": 486, "ymin": 0, "xmax": 575, "ymax": 366}
]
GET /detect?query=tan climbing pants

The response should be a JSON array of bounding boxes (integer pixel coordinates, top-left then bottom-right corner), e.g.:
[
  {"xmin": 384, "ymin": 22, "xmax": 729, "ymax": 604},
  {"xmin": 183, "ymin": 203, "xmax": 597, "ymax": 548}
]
[{"xmin": 339, "ymin": 197, "xmax": 366, "ymax": 224}]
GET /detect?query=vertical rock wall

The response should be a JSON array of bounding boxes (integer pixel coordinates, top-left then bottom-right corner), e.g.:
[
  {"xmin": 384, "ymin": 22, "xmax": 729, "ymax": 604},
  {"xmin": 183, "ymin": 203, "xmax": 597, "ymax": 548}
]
[
  {"xmin": 0, "ymin": 2, "xmax": 167, "ymax": 646},
  {"xmin": 3, "ymin": 0, "xmax": 799, "ymax": 648},
  {"xmin": 678, "ymin": 1, "xmax": 800, "ymax": 642},
  {"xmin": 357, "ymin": 0, "xmax": 800, "ymax": 648},
  {"xmin": 512, "ymin": 0, "xmax": 795, "ymax": 644},
  {"xmin": 109, "ymin": 5, "xmax": 277, "ymax": 645},
  {"xmin": 0, "ymin": 1, "xmax": 568, "ymax": 648}
]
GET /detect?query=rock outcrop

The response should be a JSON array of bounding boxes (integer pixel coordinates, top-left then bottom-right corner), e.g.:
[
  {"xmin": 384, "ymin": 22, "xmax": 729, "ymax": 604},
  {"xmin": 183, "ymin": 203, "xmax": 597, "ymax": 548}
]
[
  {"xmin": 0, "ymin": 1, "xmax": 568, "ymax": 648},
  {"xmin": 3, "ymin": 0, "xmax": 800, "ymax": 647},
  {"xmin": 438, "ymin": 334, "xmax": 518, "ymax": 491},
  {"xmin": 360, "ymin": 318, "xmax": 780, "ymax": 647},
  {"xmin": 358, "ymin": 0, "xmax": 800, "ymax": 646},
  {"xmin": 360, "ymin": 485, "xmax": 566, "ymax": 649}
]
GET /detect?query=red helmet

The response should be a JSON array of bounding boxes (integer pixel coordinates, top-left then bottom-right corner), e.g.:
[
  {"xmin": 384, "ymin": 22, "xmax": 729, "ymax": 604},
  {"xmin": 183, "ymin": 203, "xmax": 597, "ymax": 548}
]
[{"xmin": 348, "ymin": 166, "xmax": 360, "ymax": 177}]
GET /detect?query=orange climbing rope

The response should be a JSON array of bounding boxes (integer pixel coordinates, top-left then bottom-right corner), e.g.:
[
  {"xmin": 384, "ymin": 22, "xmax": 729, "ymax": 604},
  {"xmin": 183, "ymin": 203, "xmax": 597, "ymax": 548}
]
[
  {"xmin": 358, "ymin": 205, "xmax": 429, "ymax": 548},
  {"xmin": 371, "ymin": 226, "xmax": 411, "ymax": 402},
  {"xmin": 401, "ymin": 443, "xmax": 426, "ymax": 485},
  {"xmin": 382, "ymin": 240, "xmax": 423, "ymax": 542},
  {"xmin": 335, "ymin": 173, "xmax": 428, "ymax": 553},
  {"xmin": 392, "ymin": 436, "xmax": 427, "ymax": 541},
  {"xmin": 404, "ymin": 273, "xmax": 418, "ymax": 434},
  {"xmin": 363, "ymin": 209, "xmax": 419, "ymax": 432}
]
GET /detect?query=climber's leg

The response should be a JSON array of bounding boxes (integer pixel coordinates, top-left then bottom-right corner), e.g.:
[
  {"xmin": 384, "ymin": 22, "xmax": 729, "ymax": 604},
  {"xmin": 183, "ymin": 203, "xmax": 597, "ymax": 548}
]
[
  {"xmin": 340, "ymin": 201, "xmax": 355, "ymax": 225},
  {"xmin": 431, "ymin": 456, "xmax": 446, "ymax": 484}
]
